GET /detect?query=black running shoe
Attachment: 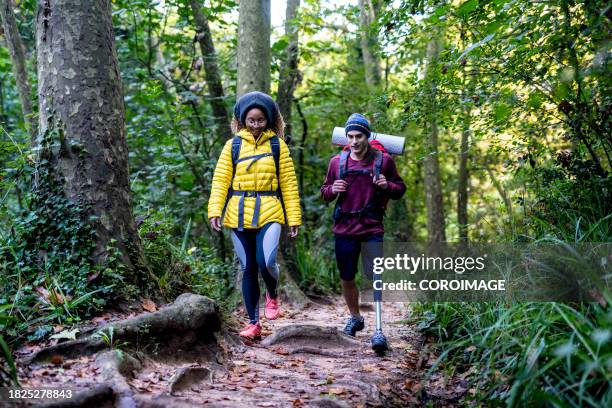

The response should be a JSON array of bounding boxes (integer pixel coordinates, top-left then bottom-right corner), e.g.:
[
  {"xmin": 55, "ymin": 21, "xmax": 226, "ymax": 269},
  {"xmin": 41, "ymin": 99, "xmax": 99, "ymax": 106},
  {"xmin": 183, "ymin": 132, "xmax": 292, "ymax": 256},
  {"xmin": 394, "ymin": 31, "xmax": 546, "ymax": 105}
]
[
  {"xmin": 371, "ymin": 330, "xmax": 388, "ymax": 356},
  {"xmin": 343, "ymin": 316, "xmax": 365, "ymax": 336}
]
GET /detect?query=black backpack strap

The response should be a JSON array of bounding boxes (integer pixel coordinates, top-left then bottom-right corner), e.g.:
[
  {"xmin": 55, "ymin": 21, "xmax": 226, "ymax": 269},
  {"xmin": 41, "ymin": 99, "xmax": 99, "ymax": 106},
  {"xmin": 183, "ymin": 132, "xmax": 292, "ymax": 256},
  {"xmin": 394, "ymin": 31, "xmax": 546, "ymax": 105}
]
[
  {"xmin": 269, "ymin": 136, "xmax": 288, "ymax": 225},
  {"xmin": 373, "ymin": 149, "xmax": 383, "ymax": 179},
  {"xmin": 270, "ymin": 136, "xmax": 281, "ymax": 181},
  {"xmin": 338, "ymin": 149, "xmax": 350, "ymax": 180},
  {"xmin": 221, "ymin": 136, "xmax": 242, "ymax": 223},
  {"xmin": 231, "ymin": 136, "xmax": 242, "ymax": 170}
]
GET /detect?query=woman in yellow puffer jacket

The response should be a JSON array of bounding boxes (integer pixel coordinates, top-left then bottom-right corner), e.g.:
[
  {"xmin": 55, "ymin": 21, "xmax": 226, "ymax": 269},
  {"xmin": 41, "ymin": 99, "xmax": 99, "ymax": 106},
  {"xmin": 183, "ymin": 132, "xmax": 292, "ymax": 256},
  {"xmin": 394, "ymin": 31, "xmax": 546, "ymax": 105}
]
[{"xmin": 208, "ymin": 91, "xmax": 301, "ymax": 340}]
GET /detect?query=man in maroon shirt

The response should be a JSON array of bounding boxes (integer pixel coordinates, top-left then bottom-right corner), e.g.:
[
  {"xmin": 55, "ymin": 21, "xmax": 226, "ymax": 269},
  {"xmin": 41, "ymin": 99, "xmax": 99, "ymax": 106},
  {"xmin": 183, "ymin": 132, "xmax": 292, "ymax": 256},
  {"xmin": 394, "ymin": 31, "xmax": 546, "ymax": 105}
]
[{"xmin": 321, "ymin": 113, "xmax": 406, "ymax": 350}]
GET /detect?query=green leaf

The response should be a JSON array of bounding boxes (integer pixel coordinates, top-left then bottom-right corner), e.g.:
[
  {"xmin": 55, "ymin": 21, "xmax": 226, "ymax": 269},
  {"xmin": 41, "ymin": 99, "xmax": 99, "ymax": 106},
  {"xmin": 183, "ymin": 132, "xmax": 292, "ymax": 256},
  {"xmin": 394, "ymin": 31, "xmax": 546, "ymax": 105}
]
[
  {"xmin": 527, "ymin": 93, "xmax": 543, "ymax": 109},
  {"xmin": 494, "ymin": 103, "xmax": 512, "ymax": 122},
  {"xmin": 457, "ymin": 0, "xmax": 479, "ymax": 16},
  {"xmin": 272, "ymin": 38, "xmax": 289, "ymax": 53}
]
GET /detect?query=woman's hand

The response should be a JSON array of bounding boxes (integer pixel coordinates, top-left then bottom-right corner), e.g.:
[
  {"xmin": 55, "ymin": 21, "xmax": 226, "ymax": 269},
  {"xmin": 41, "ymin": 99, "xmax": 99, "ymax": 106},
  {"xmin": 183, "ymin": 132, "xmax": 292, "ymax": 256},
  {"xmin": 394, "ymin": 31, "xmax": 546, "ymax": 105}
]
[
  {"xmin": 289, "ymin": 226, "xmax": 299, "ymax": 238},
  {"xmin": 210, "ymin": 217, "xmax": 222, "ymax": 232}
]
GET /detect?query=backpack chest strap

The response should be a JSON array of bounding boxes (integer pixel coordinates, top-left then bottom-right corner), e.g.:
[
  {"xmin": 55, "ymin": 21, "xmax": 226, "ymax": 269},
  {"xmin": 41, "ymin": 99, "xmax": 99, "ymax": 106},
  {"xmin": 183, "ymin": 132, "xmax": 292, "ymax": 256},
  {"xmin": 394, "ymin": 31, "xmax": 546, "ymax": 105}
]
[
  {"xmin": 232, "ymin": 190, "xmax": 280, "ymax": 231},
  {"xmin": 236, "ymin": 153, "xmax": 274, "ymax": 171}
]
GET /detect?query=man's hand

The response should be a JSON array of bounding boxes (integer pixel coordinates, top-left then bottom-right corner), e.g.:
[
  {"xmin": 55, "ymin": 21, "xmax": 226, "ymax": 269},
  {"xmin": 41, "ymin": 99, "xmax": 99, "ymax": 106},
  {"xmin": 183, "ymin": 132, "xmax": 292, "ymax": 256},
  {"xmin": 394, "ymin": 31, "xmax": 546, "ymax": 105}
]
[
  {"xmin": 289, "ymin": 226, "xmax": 299, "ymax": 238},
  {"xmin": 210, "ymin": 217, "xmax": 222, "ymax": 231},
  {"xmin": 331, "ymin": 179, "xmax": 348, "ymax": 194},
  {"xmin": 373, "ymin": 174, "xmax": 388, "ymax": 190}
]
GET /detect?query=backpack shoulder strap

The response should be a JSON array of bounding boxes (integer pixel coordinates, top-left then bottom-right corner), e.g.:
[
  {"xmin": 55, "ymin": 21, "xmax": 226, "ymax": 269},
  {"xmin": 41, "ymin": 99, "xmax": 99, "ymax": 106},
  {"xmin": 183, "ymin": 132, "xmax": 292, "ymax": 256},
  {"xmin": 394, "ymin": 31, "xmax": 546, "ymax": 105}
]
[
  {"xmin": 270, "ymin": 136, "xmax": 288, "ymax": 224},
  {"xmin": 373, "ymin": 150, "xmax": 383, "ymax": 179},
  {"xmin": 270, "ymin": 136, "xmax": 281, "ymax": 182},
  {"xmin": 231, "ymin": 136, "xmax": 242, "ymax": 166},
  {"xmin": 222, "ymin": 136, "xmax": 242, "ymax": 222},
  {"xmin": 338, "ymin": 149, "xmax": 350, "ymax": 180}
]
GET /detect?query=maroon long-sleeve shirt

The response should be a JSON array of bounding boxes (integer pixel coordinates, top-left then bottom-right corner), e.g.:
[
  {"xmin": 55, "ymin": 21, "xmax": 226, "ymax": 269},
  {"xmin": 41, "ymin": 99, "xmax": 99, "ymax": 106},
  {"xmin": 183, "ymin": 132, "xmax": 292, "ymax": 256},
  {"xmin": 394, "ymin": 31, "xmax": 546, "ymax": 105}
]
[{"xmin": 321, "ymin": 149, "xmax": 406, "ymax": 237}]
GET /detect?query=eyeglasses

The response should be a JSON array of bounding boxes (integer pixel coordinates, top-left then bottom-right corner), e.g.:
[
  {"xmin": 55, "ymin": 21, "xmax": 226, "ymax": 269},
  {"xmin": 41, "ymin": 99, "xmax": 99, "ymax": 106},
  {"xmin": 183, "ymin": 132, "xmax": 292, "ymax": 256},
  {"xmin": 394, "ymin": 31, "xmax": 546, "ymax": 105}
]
[{"xmin": 246, "ymin": 118, "xmax": 267, "ymax": 126}]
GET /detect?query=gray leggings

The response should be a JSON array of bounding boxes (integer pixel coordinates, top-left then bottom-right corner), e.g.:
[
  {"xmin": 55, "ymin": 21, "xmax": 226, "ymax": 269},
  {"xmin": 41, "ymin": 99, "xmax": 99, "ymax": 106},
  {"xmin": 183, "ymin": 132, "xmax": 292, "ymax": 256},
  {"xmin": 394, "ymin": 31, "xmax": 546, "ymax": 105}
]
[{"xmin": 231, "ymin": 222, "xmax": 281, "ymax": 323}]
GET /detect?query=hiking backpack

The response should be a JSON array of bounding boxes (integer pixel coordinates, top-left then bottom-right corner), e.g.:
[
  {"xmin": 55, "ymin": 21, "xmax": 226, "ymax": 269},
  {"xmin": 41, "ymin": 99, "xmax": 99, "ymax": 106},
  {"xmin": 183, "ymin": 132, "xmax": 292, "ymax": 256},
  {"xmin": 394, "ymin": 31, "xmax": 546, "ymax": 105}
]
[
  {"xmin": 333, "ymin": 148, "xmax": 386, "ymax": 224},
  {"xmin": 221, "ymin": 135, "xmax": 287, "ymax": 230}
]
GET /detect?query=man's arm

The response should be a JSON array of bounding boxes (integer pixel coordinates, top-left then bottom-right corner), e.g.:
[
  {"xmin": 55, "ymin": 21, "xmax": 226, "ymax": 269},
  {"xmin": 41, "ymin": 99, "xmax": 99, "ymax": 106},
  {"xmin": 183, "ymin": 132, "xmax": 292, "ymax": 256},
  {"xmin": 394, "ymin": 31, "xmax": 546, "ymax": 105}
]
[
  {"xmin": 382, "ymin": 155, "xmax": 406, "ymax": 200},
  {"xmin": 321, "ymin": 156, "xmax": 339, "ymax": 202}
]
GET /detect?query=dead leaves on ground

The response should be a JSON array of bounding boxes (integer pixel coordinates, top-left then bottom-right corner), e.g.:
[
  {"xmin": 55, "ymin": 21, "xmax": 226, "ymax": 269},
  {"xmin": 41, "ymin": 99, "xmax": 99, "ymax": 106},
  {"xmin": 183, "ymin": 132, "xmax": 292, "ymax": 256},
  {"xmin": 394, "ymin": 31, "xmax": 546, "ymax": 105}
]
[{"xmin": 141, "ymin": 298, "xmax": 157, "ymax": 312}]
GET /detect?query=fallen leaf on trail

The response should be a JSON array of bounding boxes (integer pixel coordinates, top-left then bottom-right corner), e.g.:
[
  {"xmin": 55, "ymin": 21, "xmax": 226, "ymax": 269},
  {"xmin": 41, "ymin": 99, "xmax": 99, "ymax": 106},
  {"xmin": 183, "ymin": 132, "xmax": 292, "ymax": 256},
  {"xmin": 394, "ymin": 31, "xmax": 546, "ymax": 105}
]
[
  {"xmin": 51, "ymin": 355, "xmax": 63, "ymax": 365},
  {"xmin": 327, "ymin": 387, "xmax": 346, "ymax": 395},
  {"xmin": 53, "ymin": 325, "xmax": 64, "ymax": 333},
  {"xmin": 361, "ymin": 363, "xmax": 377, "ymax": 372},
  {"xmin": 142, "ymin": 299, "xmax": 157, "ymax": 312},
  {"xmin": 50, "ymin": 328, "xmax": 79, "ymax": 341},
  {"xmin": 271, "ymin": 346, "xmax": 289, "ymax": 355},
  {"xmin": 92, "ymin": 314, "xmax": 111, "ymax": 325}
]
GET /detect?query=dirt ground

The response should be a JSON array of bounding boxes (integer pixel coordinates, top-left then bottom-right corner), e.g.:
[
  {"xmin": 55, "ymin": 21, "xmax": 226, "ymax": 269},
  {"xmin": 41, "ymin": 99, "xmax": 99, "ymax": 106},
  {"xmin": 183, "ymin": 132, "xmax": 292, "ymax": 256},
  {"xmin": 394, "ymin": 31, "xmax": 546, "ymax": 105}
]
[{"xmin": 8, "ymin": 295, "xmax": 468, "ymax": 407}]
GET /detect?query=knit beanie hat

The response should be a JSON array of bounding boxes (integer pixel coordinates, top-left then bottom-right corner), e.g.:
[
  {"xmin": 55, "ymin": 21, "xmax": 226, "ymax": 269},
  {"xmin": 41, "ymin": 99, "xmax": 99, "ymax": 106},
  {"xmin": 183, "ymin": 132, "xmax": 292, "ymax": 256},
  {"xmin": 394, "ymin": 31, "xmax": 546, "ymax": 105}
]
[
  {"xmin": 233, "ymin": 91, "xmax": 278, "ymax": 125},
  {"xmin": 345, "ymin": 113, "xmax": 371, "ymax": 138}
]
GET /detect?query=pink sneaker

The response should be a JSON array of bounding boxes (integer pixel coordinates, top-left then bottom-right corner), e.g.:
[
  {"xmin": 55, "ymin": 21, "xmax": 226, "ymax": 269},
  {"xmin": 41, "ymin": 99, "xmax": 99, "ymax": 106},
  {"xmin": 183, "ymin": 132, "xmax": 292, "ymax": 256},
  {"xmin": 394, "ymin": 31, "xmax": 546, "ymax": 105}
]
[
  {"xmin": 239, "ymin": 322, "xmax": 261, "ymax": 340},
  {"xmin": 265, "ymin": 292, "xmax": 280, "ymax": 320}
]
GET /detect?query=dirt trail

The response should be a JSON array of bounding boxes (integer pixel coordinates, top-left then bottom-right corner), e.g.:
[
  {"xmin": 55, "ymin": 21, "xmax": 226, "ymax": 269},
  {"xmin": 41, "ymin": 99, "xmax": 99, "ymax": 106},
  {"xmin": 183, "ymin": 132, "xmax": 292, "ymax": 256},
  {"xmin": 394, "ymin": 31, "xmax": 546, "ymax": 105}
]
[{"xmin": 12, "ymin": 295, "xmax": 465, "ymax": 407}]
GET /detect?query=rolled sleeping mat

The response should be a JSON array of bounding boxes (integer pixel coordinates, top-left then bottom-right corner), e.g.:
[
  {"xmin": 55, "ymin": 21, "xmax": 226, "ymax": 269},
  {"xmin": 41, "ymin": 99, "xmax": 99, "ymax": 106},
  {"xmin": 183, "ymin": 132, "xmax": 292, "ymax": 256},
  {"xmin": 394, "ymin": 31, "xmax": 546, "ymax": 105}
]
[{"xmin": 332, "ymin": 127, "xmax": 406, "ymax": 155}]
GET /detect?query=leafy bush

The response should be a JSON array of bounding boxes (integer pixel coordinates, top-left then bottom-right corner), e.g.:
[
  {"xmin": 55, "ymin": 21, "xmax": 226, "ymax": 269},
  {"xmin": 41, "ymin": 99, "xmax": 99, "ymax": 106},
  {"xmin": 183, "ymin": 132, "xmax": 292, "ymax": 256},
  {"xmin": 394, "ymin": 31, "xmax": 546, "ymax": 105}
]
[
  {"xmin": 0, "ymin": 166, "xmax": 125, "ymax": 342},
  {"xmin": 137, "ymin": 212, "xmax": 234, "ymax": 303},
  {"xmin": 294, "ymin": 233, "xmax": 339, "ymax": 295},
  {"xmin": 412, "ymin": 301, "xmax": 611, "ymax": 406}
]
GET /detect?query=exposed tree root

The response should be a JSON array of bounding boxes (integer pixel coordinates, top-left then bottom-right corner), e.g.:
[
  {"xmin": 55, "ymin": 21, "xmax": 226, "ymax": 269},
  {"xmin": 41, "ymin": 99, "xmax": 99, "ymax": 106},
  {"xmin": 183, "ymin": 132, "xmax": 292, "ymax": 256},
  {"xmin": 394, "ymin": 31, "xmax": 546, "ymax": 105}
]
[
  {"xmin": 26, "ymin": 294, "xmax": 220, "ymax": 364},
  {"xmin": 169, "ymin": 366, "xmax": 213, "ymax": 394},
  {"xmin": 262, "ymin": 324, "xmax": 362, "ymax": 350},
  {"xmin": 39, "ymin": 385, "xmax": 116, "ymax": 408},
  {"xmin": 95, "ymin": 350, "xmax": 140, "ymax": 407}
]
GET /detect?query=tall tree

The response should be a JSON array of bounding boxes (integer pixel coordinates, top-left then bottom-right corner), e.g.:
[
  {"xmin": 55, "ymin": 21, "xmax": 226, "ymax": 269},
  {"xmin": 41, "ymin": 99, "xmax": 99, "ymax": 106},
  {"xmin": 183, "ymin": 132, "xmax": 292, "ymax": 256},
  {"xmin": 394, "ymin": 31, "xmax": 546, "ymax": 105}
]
[
  {"xmin": 236, "ymin": 0, "xmax": 270, "ymax": 97},
  {"xmin": 276, "ymin": 0, "xmax": 300, "ymax": 139},
  {"xmin": 457, "ymin": 27, "xmax": 472, "ymax": 244},
  {"xmin": 190, "ymin": 0, "xmax": 232, "ymax": 140},
  {"xmin": 423, "ymin": 34, "xmax": 446, "ymax": 246},
  {"xmin": 358, "ymin": 0, "xmax": 381, "ymax": 89},
  {"xmin": 0, "ymin": 0, "xmax": 36, "ymax": 139},
  {"xmin": 36, "ymin": 0, "xmax": 149, "ymax": 280}
]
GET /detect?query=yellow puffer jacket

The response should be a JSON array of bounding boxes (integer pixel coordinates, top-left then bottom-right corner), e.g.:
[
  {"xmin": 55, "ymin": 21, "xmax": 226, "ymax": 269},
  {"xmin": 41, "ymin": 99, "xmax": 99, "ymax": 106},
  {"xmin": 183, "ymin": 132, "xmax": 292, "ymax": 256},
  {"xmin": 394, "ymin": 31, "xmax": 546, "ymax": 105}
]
[{"xmin": 207, "ymin": 128, "xmax": 302, "ymax": 229}]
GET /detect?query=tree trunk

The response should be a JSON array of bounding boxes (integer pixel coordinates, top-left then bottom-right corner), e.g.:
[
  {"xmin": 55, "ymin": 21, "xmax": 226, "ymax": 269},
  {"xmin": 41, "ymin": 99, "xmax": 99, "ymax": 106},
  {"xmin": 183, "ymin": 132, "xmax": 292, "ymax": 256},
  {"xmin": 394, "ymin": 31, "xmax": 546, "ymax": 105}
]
[
  {"xmin": 457, "ymin": 28, "xmax": 471, "ymax": 245},
  {"xmin": 277, "ymin": 0, "xmax": 300, "ymax": 139},
  {"xmin": 457, "ymin": 106, "xmax": 470, "ymax": 244},
  {"xmin": 190, "ymin": 0, "xmax": 232, "ymax": 140},
  {"xmin": 36, "ymin": 0, "xmax": 149, "ymax": 282},
  {"xmin": 0, "ymin": 0, "xmax": 36, "ymax": 140},
  {"xmin": 0, "ymin": 75, "xmax": 6, "ymax": 125},
  {"xmin": 236, "ymin": 0, "xmax": 270, "ymax": 97},
  {"xmin": 358, "ymin": 0, "xmax": 381, "ymax": 89},
  {"xmin": 423, "ymin": 36, "xmax": 446, "ymax": 246},
  {"xmin": 274, "ymin": 0, "xmax": 304, "ymax": 306}
]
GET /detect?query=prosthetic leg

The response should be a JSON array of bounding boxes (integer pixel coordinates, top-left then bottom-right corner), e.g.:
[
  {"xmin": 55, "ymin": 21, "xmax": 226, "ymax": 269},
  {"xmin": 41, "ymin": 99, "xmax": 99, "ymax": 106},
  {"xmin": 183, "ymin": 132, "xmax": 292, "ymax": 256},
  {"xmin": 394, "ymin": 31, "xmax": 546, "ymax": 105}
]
[{"xmin": 371, "ymin": 280, "xmax": 389, "ymax": 356}]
